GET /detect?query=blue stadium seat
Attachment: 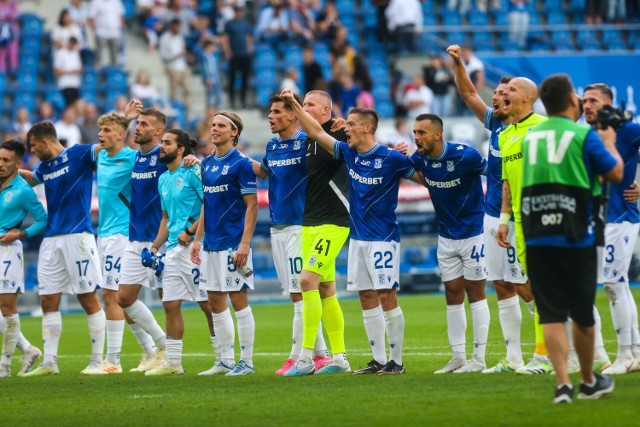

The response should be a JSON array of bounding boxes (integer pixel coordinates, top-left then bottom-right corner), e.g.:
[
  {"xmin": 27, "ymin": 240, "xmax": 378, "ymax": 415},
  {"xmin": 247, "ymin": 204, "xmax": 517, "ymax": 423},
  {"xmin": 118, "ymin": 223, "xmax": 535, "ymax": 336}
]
[
  {"xmin": 468, "ymin": 12, "xmax": 488, "ymax": 26},
  {"xmin": 580, "ymin": 40, "xmax": 601, "ymax": 51},
  {"xmin": 19, "ymin": 36, "xmax": 41, "ymax": 54},
  {"xmin": 441, "ymin": 11, "xmax": 462, "ymax": 26},
  {"xmin": 82, "ymin": 69, "xmax": 98, "ymax": 88},
  {"xmin": 255, "ymin": 67, "xmax": 277, "ymax": 86},
  {"xmin": 370, "ymin": 65, "xmax": 389, "ymax": 84},
  {"xmin": 570, "ymin": 0, "xmax": 586, "ymax": 12},
  {"xmin": 494, "ymin": 12, "xmax": 508, "ymax": 26},
  {"xmin": 602, "ymin": 29, "xmax": 622, "ymax": 44},
  {"xmin": 102, "ymin": 67, "xmax": 128, "ymax": 93},
  {"xmin": 546, "ymin": 11, "xmax": 567, "ymax": 24},
  {"xmin": 283, "ymin": 47, "xmax": 303, "ymax": 69},
  {"xmin": 19, "ymin": 13, "xmax": 44, "ymax": 37},
  {"xmin": 123, "ymin": 0, "xmax": 136, "ymax": 19},
  {"xmin": 576, "ymin": 29, "xmax": 597, "ymax": 44},
  {"xmin": 253, "ymin": 252, "xmax": 276, "ymax": 278},
  {"xmin": 376, "ymin": 99, "xmax": 394, "ymax": 119},
  {"xmin": 551, "ymin": 30, "xmax": 572, "ymax": 43},
  {"xmin": 360, "ymin": 0, "xmax": 377, "ymax": 17},
  {"xmin": 528, "ymin": 11, "xmax": 541, "ymax": 24},
  {"xmin": 80, "ymin": 88, "xmax": 97, "ymax": 104},
  {"xmin": 0, "ymin": 73, "xmax": 7, "ymax": 94},
  {"xmin": 372, "ymin": 83, "xmax": 390, "ymax": 100},
  {"xmin": 607, "ymin": 40, "xmax": 628, "ymax": 51},
  {"xmin": 423, "ymin": 14, "xmax": 437, "ymax": 27},
  {"xmin": 18, "ymin": 54, "xmax": 39, "ymax": 74},
  {"xmin": 417, "ymin": 31, "xmax": 438, "ymax": 54},
  {"xmin": 446, "ymin": 31, "xmax": 466, "ymax": 45},
  {"xmin": 472, "ymin": 32, "xmax": 493, "ymax": 50},
  {"xmin": 198, "ymin": 0, "xmax": 213, "ymax": 14},
  {"xmin": 13, "ymin": 71, "xmax": 38, "ymax": 92},
  {"xmin": 363, "ymin": 13, "xmax": 377, "ymax": 30},
  {"xmin": 335, "ymin": 250, "xmax": 348, "ymax": 276},
  {"xmin": 404, "ymin": 247, "xmax": 425, "ymax": 266},
  {"xmin": 336, "ymin": 0, "xmax": 354, "ymax": 16},
  {"xmin": 13, "ymin": 91, "xmax": 36, "ymax": 112},
  {"xmin": 546, "ymin": 0, "xmax": 563, "ymax": 11},
  {"xmin": 422, "ymin": 1, "xmax": 434, "ymax": 14},
  {"xmin": 256, "ymin": 85, "xmax": 276, "ymax": 107},
  {"xmin": 46, "ymin": 89, "xmax": 67, "ymax": 112}
]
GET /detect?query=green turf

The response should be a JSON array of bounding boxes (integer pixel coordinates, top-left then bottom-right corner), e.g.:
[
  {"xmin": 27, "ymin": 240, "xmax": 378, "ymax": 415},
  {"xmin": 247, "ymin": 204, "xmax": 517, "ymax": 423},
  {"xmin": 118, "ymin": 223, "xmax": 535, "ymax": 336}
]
[{"xmin": 2, "ymin": 290, "xmax": 640, "ymax": 426}]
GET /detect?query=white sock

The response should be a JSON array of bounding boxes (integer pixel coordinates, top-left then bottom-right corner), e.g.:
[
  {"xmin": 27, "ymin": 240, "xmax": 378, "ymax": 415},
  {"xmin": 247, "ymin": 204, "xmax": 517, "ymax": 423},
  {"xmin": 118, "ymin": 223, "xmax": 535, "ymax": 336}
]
[
  {"xmin": 165, "ymin": 338, "xmax": 183, "ymax": 365},
  {"xmin": 42, "ymin": 312, "xmax": 62, "ymax": 366},
  {"xmin": 129, "ymin": 322, "xmax": 156, "ymax": 357},
  {"xmin": 525, "ymin": 300, "xmax": 536, "ymax": 317},
  {"xmin": 566, "ymin": 320, "xmax": 578, "ymax": 364},
  {"xmin": 0, "ymin": 312, "xmax": 4, "ymax": 332},
  {"xmin": 605, "ymin": 283, "xmax": 632, "ymax": 356},
  {"xmin": 300, "ymin": 347, "xmax": 314, "ymax": 361},
  {"xmin": 235, "ymin": 306, "xmax": 254, "ymax": 366},
  {"xmin": 290, "ymin": 300, "xmax": 303, "ymax": 360},
  {"xmin": 592, "ymin": 305, "xmax": 609, "ymax": 362},
  {"xmin": 210, "ymin": 335, "xmax": 220, "ymax": 362},
  {"xmin": 106, "ymin": 320, "xmax": 125, "ymax": 365},
  {"xmin": 447, "ymin": 304, "xmax": 466, "ymax": 360},
  {"xmin": 384, "ymin": 307, "xmax": 405, "ymax": 365},
  {"xmin": 363, "ymin": 305, "xmax": 387, "ymax": 365},
  {"xmin": 1, "ymin": 314, "xmax": 20, "ymax": 367},
  {"xmin": 314, "ymin": 322, "xmax": 330, "ymax": 358},
  {"xmin": 87, "ymin": 310, "xmax": 106, "ymax": 363},
  {"xmin": 16, "ymin": 333, "xmax": 30, "ymax": 353},
  {"xmin": 123, "ymin": 300, "xmax": 166, "ymax": 350},
  {"xmin": 212, "ymin": 309, "xmax": 235, "ymax": 366},
  {"xmin": 497, "ymin": 296, "xmax": 523, "ymax": 364},
  {"xmin": 333, "ymin": 352, "xmax": 348, "ymax": 363},
  {"xmin": 623, "ymin": 285, "xmax": 640, "ymax": 348},
  {"xmin": 470, "ymin": 299, "xmax": 490, "ymax": 362}
]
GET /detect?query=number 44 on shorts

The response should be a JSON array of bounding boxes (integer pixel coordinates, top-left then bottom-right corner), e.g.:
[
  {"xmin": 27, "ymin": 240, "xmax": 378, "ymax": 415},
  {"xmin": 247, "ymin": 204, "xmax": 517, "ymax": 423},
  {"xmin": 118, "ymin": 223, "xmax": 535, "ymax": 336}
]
[{"xmin": 471, "ymin": 244, "xmax": 485, "ymax": 262}]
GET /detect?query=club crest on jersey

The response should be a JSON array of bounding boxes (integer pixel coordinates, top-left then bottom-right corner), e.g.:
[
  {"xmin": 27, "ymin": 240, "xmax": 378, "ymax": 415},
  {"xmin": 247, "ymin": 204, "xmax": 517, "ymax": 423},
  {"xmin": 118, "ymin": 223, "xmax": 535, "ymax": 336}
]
[
  {"xmin": 294, "ymin": 141, "xmax": 301, "ymax": 150},
  {"xmin": 176, "ymin": 177, "xmax": 184, "ymax": 189},
  {"xmin": 61, "ymin": 153, "xmax": 68, "ymax": 163},
  {"xmin": 431, "ymin": 162, "xmax": 441, "ymax": 168},
  {"xmin": 150, "ymin": 156, "xmax": 157, "ymax": 166},
  {"xmin": 4, "ymin": 191, "xmax": 13, "ymax": 203},
  {"xmin": 212, "ymin": 165, "xmax": 219, "ymax": 172},
  {"xmin": 117, "ymin": 160, "xmax": 123, "ymax": 166},
  {"xmin": 378, "ymin": 274, "xmax": 385, "ymax": 285},
  {"xmin": 374, "ymin": 158, "xmax": 382, "ymax": 169},
  {"xmin": 446, "ymin": 161, "xmax": 455, "ymax": 171},
  {"xmin": 222, "ymin": 165, "xmax": 230, "ymax": 175}
]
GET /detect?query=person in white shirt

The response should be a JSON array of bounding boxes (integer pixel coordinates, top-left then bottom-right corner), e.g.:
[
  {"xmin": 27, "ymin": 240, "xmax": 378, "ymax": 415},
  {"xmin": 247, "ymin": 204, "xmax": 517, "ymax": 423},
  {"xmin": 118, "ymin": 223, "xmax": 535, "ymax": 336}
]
[
  {"xmin": 54, "ymin": 107, "xmax": 82, "ymax": 147},
  {"xmin": 159, "ymin": 18, "xmax": 191, "ymax": 108},
  {"xmin": 403, "ymin": 74, "xmax": 434, "ymax": 118},
  {"xmin": 52, "ymin": 9, "xmax": 84, "ymax": 51},
  {"xmin": 385, "ymin": 0, "xmax": 422, "ymax": 53},
  {"xmin": 54, "ymin": 36, "xmax": 83, "ymax": 107},
  {"xmin": 88, "ymin": 0, "xmax": 125, "ymax": 66}
]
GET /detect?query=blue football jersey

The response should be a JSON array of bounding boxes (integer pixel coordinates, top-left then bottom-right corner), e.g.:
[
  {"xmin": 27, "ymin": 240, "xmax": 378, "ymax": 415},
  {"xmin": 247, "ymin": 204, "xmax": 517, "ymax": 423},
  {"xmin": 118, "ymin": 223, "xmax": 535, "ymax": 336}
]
[
  {"xmin": 129, "ymin": 145, "xmax": 168, "ymax": 242},
  {"xmin": 607, "ymin": 122, "xmax": 640, "ymax": 224},
  {"xmin": 260, "ymin": 131, "xmax": 307, "ymax": 226},
  {"xmin": 410, "ymin": 142, "xmax": 487, "ymax": 240},
  {"xmin": 201, "ymin": 148, "xmax": 257, "ymax": 251},
  {"xmin": 0, "ymin": 175, "xmax": 47, "ymax": 237},
  {"xmin": 96, "ymin": 146, "xmax": 137, "ymax": 237},
  {"xmin": 34, "ymin": 144, "xmax": 96, "ymax": 237},
  {"xmin": 484, "ymin": 108, "xmax": 508, "ymax": 218},
  {"xmin": 159, "ymin": 164, "xmax": 204, "ymax": 250},
  {"xmin": 334, "ymin": 141, "xmax": 415, "ymax": 241}
]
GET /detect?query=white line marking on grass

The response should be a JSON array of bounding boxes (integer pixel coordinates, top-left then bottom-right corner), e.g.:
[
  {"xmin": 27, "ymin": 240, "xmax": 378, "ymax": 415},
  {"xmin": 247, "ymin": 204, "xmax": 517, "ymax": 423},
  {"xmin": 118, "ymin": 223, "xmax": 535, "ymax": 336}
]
[{"xmin": 130, "ymin": 394, "xmax": 165, "ymax": 399}]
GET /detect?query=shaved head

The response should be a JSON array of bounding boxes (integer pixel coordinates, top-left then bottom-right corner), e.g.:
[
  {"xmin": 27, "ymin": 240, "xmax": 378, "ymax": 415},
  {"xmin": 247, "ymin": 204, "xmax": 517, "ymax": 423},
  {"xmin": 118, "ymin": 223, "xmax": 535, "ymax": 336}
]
[
  {"xmin": 503, "ymin": 77, "xmax": 539, "ymax": 122},
  {"xmin": 511, "ymin": 77, "xmax": 538, "ymax": 103}
]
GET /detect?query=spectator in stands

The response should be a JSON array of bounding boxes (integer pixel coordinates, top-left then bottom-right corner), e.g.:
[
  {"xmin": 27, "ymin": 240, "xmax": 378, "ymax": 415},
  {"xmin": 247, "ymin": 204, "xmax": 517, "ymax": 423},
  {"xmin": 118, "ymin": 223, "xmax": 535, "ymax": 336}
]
[
  {"xmin": 11, "ymin": 107, "xmax": 31, "ymax": 142},
  {"xmin": 159, "ymin": 18, "xmax": 191, "ymax": 108},
  {"xmin": 372, "ymin": 0, "xmax": 390, "ymax": 42},
  {"xmin": 353, "ymin": 54, "xmax": 373, "ymax": 94},
  {"xmin": 315, "ymin": 0, "xmax": 340, "ymax": 41},
  {"xmin": 508, "ymin": 0, "xmax": 530, "ymax": 48},
  {"xmin": 378, "ymin": 117, "xmax": 416, "ymax": 153},
  {"xmin": 302, "ymin": 45, "xmax": 324, "ymax": 93},
  {"xmin": 215, "ymin": 0, "xmax": 234, "ymax": 34},
  {"xmin": 289, "ymin": 0, "xmax": 315, "ymax": 43},
  {"xmin": 221, "ymin": 4, "xmax": 253, "ymax": 109},
  {"xmin": 199, "ymin": 38, "xmax": 223, "ymax": 109},
  {"xmin": 79, "ymin": 103, "xmax": 99, "ymax": 144},
  {"xmin": 196, "ymin": 106, "xmax": 217, "ymax": 145},
  {"xmin": 424, "ymin": 55, "xmax": 454, "ymax": 117},
  {"xmin": 476, "ymin": 0, "xmax": 501, "ymax": 11},
  {"xmin": 88, "ymin": 0, "xmax": 125, "ymax": 66},
  {"xmin": 447, "ymin": 0, "xmax": 472, "ymax": 13},
  {"xmin": 280, "ymin": 68, "xmax": 300, "ymax": 94},
  {"xmin": 130, "ymin": 69, "xmax": 163, "ymax": 106},
  {"xmin": 143, "ymin": 2, "xmax": 165, "ymax": 51},
  {"xmin": 337, "ymin": 70, "xmax": 361, "ymax": 117},
  {"xmin": 607, "ymin": 0, "xmax": 626, "ymax": 22},
  {"xmin": 52, "ymin": 9, "xmax": 84, "ymax": 51},
  {"xmin": 403, "ymin": 74, "xmax": 434, "ymax": 118},
  {"xmin": 454, "ymin": 45, "xmax": 484, "ymax": 116},
  {"xmin": 586, "ymin": 0, "xmax": 605, "ymax": 24},
  {"xmin": 356, "ymin": 80, "xmax": 375, "ymax": 109},
  {"xmin": 162, "ymin": 0, "xmax": 196, "ymax": 37},
  {"xmin": 330, "ymin": 26, "xmax": 352, "ymax": 66},
  {"xmin": 55, "ymin": 107, "xmax": 82, "ymax": 147},
  {"xmin": 255, "ymin": 0, "xmax": 290, "ymax": 45},
  {"xmin": 36, "ymin": 102, "xmax": 56, "ymax": 123},
  {"xmin": 385, "ymin": 0, "xmax": 422, "ymax": 53},
  {"xmin": 54, "ymin": 36, "xmax": 83, "ymax": 108},
  {"xmin": 112, "ymin": 94, "xmax": 128, "ymax": 115},
  {"xmin": 0, "ymin": 0, "xmax": 18, "ymax": 74}
]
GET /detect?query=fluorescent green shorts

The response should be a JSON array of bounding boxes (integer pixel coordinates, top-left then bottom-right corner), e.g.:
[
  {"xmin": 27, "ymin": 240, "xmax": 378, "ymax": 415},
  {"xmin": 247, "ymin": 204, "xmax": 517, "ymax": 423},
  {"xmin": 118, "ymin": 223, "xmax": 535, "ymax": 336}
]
[
  {"xmin": 514, "ymin": 218, "xmax": 527, "ymax": 274},
  {"xmin": 302, "ymin": 224, "xmax": 349, "ymax": 282}
]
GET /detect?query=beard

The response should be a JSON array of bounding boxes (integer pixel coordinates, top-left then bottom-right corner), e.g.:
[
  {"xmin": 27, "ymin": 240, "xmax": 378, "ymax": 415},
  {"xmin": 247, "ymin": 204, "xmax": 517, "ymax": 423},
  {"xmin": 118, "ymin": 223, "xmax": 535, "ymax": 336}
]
[{"xmin": 159, "ymin": 150, "xmax": 178, "ymax": 164}]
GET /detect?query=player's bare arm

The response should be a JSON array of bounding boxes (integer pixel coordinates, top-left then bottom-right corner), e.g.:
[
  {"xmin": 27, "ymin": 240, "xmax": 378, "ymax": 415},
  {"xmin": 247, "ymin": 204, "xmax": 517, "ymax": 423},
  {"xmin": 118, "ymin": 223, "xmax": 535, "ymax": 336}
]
[
  {"xmin": 190, "ymin": 206, "xmax": 205, "ymax": 265},
  {"xmin": 447, "ymin": 44, "xmax": 487, "ymax": 122},
  {"xmin": 178, "ymin": 218, "xmax": 199, "ymax": 247},
  {"xmin": 233, "ymin": 193, "xmax": 258, "ymax": 269},
  {"xmin": 18, "ymin": 170, "xmax": 38, "ymax": 187},
  {"xmin": 281, "ymin": 88, "xmax": 335, "ymax": 154},
  {"xmin": 250, "ymin": 159, "xmax": 268, "ymax": 179},
  {"xmin": 150, "ymin": 211, "xmax": 170, "ymax": 255},
  {"xmin": 496, "ymin": 180, "xmax": 513, "ymax": 248},
  {"xmin": 623, "ymin": 181, "xmax": 639, "ymax": 203}
]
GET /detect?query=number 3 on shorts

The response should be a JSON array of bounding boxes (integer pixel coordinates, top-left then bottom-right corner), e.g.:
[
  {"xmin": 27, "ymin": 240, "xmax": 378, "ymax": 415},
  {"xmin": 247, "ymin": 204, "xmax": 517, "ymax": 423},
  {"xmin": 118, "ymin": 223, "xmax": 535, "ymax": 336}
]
[{"xmin": 314, "ymin": 239, "xmax": 331, "ymax": 256}]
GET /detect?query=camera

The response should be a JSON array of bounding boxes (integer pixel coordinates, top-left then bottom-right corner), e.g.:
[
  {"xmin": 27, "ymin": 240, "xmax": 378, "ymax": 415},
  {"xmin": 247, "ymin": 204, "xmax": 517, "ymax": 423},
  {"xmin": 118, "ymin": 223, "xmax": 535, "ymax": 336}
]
[{"xmin": 596, "ymin": 104, "xmax": 633, "ymax": 130}]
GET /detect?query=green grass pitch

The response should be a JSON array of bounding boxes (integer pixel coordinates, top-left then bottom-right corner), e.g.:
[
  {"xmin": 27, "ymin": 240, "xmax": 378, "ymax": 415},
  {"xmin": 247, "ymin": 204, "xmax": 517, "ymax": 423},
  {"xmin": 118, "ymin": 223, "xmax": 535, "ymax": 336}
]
[{"xmin": 3, "ymin": 289, "xmax": 640, "ymax": 426}]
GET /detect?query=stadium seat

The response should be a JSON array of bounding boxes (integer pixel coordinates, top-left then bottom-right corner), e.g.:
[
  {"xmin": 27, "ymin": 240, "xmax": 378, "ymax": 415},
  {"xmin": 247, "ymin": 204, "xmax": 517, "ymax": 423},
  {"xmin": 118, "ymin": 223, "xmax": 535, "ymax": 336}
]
[
  {"xmin": 18, "ymin": 54, "xmax": 39, "ymax": 74},
  {"xmin": 606, "ymin": 40, "xmax": 628, "ymax": 51},
  {"xmin": 13, "ymin": 71, "xmax": 38, "ymax": 92},
  {"xmin": 335, "ymin": 250, "xmax": 348, "ymax": 276},
  {"xmin": 42, "ymin": 85, "xmax": 66, "ymax": 112},
  {"xmin": 363, "ymin": 13, "xmax": 377, "ymax": 30},
  {"xmin": 472, "ymin": 32, "xmax": 494, "ymax": 51},
  {"xmin": 198, "ymin": 0, "xmax": 213, "ymax": 14},
  {"xmin": 336, "ymin": 0, "xmax": 354, "ymax": 16},
  {"xmin": 468, "ymin": 11, "xmax": 488, "ymax": 26},
  {"xmin": 123, "ymin": 0, "xmax": 136, "ymax": 19},
  {"xmin": 80, "ymin": 88, "xmax": 97, "ymax": 104},
  {"xmin": 546, "ymin": 11, "xmax": 567, "ymax": 24},
  {"xmin": 441, "ymin": 11, "xmax": 462, "ymax": 26},
  {"xmin": 369, "ymin": 64, "xmax": 389, "ymax": 84},
  {"xmin": 376, "ymin": 100, "xmax": 394, "ymax": 119},
  {"xmin": 256, "ymin": 85, "xmax": 276, "ymax": 107},
  {"xmin": 570, "ymin": 0, "xmax": 586, "ymax": 11},
  {"xmin": 360, "ymin": 0, "xmax": 377, "ymax": 17},
  {"xmin": 13, "ymin": 91, "xmax": 36, "ymax": 112},
  {"xmin": 19, "ymin": 13, "xmax": 44, "ymax": 37},
  {"xmin": 546, "ymin": 0, "xmax": 563, "ymax": 11},
  {"xmin": 19, "ymin": 36, "xmax": 41, "ymax": 55},
  {"xmin": 423, "ymin": 14, "xmax": 437, "ymax": 27},
  {"xmin": 0, "ymin": 73, "xmax": 7, "ymax": 94},
  {"xmin": 493, "ymin": 12, "xmax": 508, "ymax": 26},
  {"xmin": 602, "ymin": 29, "xmax": 622, "ymax": 44},
  {"xmin": 372, "ymin": 83, "xmax": 391, "ymax": 101},
  {"xmin": 283, "ymin": 47, "xmax": 303, "ymax": 70},
  {"xmin": 445, "ymin": 31, "xmax": 466, "ymax": 45}
]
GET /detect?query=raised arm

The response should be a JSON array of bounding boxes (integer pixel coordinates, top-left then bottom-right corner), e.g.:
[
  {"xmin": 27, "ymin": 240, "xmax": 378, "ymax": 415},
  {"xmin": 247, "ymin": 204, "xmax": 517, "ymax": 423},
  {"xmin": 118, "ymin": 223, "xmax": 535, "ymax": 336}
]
[
  {"xmin": 447, "ymin": 44, "xmax": 488, "ymax": 122},
  {"xmin": 280, "ymin": 88, "xmax": 336, "ymax": 154}
]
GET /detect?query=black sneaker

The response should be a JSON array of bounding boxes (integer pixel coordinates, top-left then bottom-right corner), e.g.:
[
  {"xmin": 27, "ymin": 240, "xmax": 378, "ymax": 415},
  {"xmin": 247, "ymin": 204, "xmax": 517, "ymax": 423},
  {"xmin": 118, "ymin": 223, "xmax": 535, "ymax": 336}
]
[
  {"xmin": 578, "ymin": 373, "xmax": 614, "ymax": 400},
  {"xmin": 553, "ymin": 384, "xmax": 574, "ymax": 404},
  {"xmin": 352, "ymin": 360, "xmax": 384, "ymax": 375},
  {"xmin": 378, "ymin": 360, "xmax": 405, "ymax": 375}
]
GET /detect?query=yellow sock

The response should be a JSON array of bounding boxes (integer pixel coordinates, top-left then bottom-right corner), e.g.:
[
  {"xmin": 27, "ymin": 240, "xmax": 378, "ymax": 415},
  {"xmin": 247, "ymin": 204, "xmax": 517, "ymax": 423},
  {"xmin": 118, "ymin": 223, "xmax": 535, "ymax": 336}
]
[
  {"xmin": 321, "ymin": 295, "xmax": 345, "ymax": 355},
  {"xmin": 302, "ymin": 290, "xmax": 322, "ymax": 350},
  {"xmin": 534, "ymin": 306, "xmax": 547, "ymax": 356}
]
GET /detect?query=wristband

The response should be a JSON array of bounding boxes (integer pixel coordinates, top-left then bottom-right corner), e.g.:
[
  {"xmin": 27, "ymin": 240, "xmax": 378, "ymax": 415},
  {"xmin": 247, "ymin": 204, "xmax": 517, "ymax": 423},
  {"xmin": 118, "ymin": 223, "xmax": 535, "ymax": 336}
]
[
  {"xmin": 184, "ymin": 227, "xmax": 195, "ymax": 236},
  {"xmin": 499, "ymin": 213, "xmax": 511, "ymax": 225}
]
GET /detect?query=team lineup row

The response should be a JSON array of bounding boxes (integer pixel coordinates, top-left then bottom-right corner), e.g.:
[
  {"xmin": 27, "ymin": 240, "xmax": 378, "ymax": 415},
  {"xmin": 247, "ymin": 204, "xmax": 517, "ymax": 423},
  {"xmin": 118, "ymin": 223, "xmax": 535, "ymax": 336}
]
[{"xmin": 0, "ymin": 47, "xmax": 638, "ymax": 398}]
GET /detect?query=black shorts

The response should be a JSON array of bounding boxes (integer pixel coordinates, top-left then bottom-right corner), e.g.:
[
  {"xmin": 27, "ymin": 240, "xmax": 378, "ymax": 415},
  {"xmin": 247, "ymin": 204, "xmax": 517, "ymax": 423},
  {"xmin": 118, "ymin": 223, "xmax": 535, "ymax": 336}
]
[{"xmin": 526, "ymin": 245, "xmax": 597, "ymax": 326}]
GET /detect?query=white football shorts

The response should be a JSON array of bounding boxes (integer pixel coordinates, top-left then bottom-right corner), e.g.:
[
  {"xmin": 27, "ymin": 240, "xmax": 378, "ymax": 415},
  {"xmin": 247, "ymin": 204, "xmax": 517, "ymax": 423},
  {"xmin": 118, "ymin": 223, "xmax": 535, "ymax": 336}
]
[
  {"xmin": 162, "ymin": 244, "xmax": 206, "ymax": 302},
  {"xmin": 119, "ymin": 240, "xmax": 164, "ymax": 289},
  {"xmin": 97, "ymin": 234, "xmax": 128, "ymax": 291},
  {"xmin": 599, "ymin": 221, "xmax": 640, "ymax": 284},
  {"xmin": 483, "ymin": 215, "xmax": 527, "ymax": 284},
  {"xmin": 199, "ymin": 249, "xmax": 254, "ymax": 293},
  {"xmin": 0, "ymin": 240, "xmax": 24, "ymax": 294},
  {"xmin": 346, "ymin": 239, "xmax": 400, "ymax": 292},
  {"xmin": 271, "ymin": 225, "xmax": 303, "ymax": 295},
  {"xmin": 437, "ymin": 234, "xmax": 487, "ymax": 282}
]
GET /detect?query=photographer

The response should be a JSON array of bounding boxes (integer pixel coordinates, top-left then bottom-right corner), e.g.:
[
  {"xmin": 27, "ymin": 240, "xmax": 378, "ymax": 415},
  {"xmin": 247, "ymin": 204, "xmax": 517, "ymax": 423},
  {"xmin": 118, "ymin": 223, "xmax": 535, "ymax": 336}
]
[
  {"xmin": 583, "ymin": 83, "xmax": 640, "ymax": 375},
  {"xmin": 521, "ymin": 74, "xmax": 622, "ymax": 403}
]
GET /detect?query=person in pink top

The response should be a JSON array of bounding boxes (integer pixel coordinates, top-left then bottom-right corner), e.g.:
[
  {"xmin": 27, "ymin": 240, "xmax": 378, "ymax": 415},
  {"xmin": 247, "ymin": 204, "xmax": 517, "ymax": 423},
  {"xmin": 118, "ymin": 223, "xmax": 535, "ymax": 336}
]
[{"xmin": 0, "ymin": 0, "xmax": 18, "ymax": 74}]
